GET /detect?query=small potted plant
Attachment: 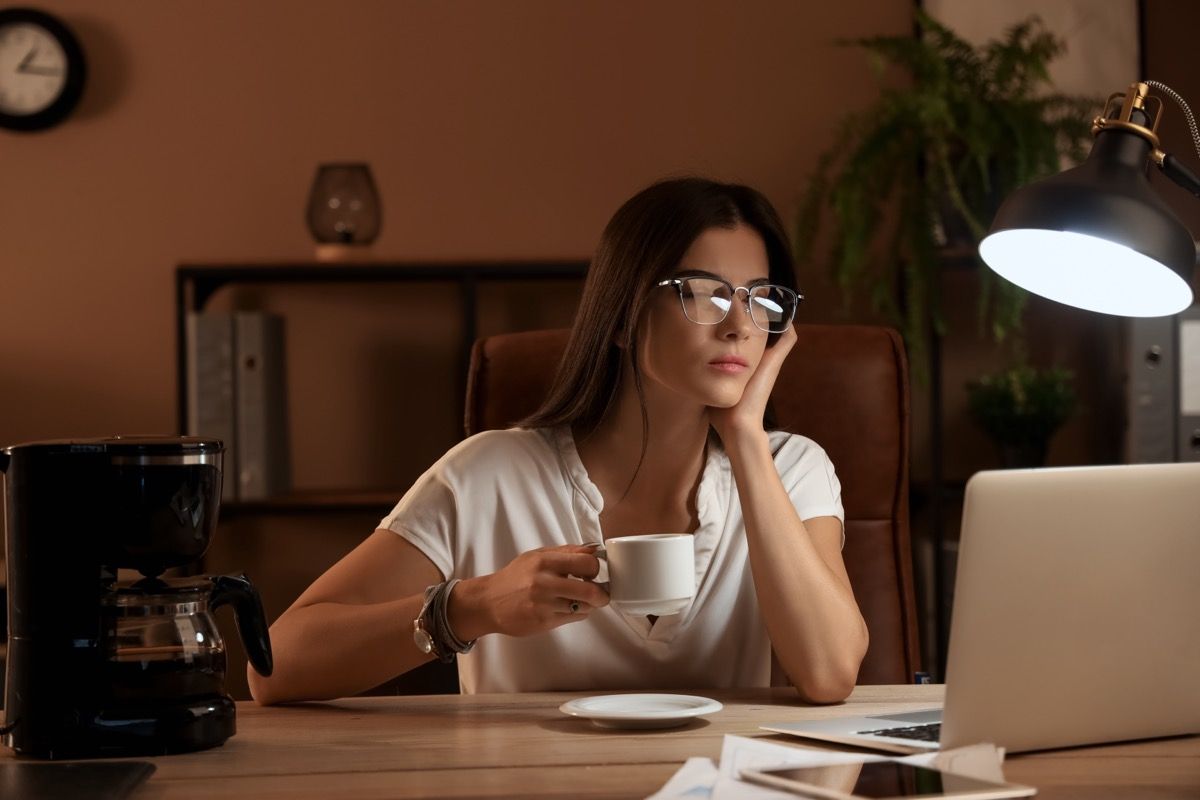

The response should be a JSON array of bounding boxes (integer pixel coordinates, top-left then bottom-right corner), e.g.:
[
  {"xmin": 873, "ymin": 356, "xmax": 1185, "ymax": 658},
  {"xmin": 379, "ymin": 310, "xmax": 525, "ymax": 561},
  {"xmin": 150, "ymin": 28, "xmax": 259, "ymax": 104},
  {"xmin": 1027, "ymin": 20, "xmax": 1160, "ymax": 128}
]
[{"xmin": 965, "ymin": 364, "xmax": 1076, "ymax": 468}]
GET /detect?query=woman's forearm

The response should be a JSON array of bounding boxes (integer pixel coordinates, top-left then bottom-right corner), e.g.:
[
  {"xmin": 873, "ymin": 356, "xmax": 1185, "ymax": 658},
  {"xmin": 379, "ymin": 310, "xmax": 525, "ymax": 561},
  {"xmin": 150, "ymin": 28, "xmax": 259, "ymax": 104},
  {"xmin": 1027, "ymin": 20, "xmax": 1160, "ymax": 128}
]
[
  {"xmin": 724, "ymin": 429, "xmax": 868, "ymax": 703},
  {"xmin": 248, "ymin": 593, "xmax": 433, "ymax": 705},
  {"xmin": 246, "ymin": 548, "xmax": 605, "ymax": 705}
]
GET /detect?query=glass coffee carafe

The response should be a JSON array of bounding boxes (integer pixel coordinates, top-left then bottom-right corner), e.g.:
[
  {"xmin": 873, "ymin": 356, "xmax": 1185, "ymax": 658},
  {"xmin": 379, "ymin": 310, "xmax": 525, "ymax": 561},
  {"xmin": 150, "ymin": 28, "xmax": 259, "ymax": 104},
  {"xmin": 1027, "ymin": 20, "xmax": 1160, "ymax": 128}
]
[{"xmin": 101, "ymin": 575, "xmax": 272, "ymax": 710}]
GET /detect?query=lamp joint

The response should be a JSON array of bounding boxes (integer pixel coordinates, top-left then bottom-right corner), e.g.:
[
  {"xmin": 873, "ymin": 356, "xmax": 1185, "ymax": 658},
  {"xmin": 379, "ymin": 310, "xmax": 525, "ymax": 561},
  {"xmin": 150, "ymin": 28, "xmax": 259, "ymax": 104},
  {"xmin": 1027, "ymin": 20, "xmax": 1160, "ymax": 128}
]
[{"xmin": 1092, "ymin": 82, "xmax": 1162, "ymax": 148}]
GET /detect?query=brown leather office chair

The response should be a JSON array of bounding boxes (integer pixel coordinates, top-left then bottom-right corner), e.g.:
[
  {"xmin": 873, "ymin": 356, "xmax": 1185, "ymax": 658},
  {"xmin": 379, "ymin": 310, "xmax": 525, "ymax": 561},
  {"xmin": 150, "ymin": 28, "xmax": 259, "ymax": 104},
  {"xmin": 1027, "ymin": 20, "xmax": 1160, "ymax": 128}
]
[{"xmin": 465, "ymin": 325, "xmax": 920, "ymax": 685}]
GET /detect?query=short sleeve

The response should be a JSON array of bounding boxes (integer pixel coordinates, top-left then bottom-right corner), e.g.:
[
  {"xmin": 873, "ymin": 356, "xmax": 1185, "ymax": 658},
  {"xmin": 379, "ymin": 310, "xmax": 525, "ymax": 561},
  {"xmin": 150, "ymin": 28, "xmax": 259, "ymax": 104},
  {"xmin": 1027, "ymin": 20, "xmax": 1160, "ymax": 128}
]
[
  {"xmin": 771, "ymin": 432, "xmax": 846, "ymax": 547},
  {"xmin": 378, "ymin": 461, "xmax": 458, "ymax": 581},
  {"xmin": 375, "ymin": 429, "xmax": 554, "ymax": 581}
]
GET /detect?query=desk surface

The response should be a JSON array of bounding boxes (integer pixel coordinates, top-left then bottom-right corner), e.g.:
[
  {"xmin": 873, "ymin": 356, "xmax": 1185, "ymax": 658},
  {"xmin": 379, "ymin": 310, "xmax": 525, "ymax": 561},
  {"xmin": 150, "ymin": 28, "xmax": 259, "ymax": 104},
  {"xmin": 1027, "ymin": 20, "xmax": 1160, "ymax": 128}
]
[{"xmin": 3, "ymin": 685, "xmax": 1198, "ymax": 799}]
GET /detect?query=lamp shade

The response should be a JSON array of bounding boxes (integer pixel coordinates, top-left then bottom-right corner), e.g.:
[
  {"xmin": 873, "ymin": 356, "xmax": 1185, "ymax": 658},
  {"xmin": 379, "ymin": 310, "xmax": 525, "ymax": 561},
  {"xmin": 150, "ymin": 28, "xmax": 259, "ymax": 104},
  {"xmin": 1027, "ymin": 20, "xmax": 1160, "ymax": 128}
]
[{"xmin": 979, "ymin": 126, "xmax": 1195, "ymax": 317}]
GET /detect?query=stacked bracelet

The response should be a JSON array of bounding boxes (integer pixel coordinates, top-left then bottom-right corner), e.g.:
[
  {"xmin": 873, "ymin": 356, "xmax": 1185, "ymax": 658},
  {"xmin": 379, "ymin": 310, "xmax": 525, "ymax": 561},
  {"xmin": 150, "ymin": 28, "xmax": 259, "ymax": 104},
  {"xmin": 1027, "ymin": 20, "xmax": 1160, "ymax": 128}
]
[{"xmin": 415, "ymin": 579, "xmax": 477, "ymax": 663}]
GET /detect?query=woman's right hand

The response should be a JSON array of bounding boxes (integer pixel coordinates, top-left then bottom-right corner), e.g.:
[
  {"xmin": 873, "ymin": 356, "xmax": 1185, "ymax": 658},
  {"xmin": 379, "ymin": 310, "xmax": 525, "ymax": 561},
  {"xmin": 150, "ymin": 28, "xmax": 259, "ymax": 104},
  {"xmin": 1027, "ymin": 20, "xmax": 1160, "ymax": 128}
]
[{"xmin": 449, "ymin": 544, "xmax": 609, "ymax": 639}]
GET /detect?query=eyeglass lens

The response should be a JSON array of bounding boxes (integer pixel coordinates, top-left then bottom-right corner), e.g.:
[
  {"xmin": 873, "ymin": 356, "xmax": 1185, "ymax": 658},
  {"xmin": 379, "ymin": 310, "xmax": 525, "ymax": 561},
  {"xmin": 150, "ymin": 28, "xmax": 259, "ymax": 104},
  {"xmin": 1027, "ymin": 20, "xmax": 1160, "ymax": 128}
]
[{"xmin": 678, "ymin": 278, "xmax": 795, "ymax": 332}]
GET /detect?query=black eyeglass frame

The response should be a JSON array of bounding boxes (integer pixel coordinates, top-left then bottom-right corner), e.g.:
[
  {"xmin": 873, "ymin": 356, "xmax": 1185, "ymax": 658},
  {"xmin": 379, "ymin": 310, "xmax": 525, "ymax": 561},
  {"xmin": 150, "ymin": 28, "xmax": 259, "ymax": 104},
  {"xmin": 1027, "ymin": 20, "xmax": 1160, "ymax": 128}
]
[{"xmin": 656, "ymin": 276, "xmax": 803, "ymax": 333}]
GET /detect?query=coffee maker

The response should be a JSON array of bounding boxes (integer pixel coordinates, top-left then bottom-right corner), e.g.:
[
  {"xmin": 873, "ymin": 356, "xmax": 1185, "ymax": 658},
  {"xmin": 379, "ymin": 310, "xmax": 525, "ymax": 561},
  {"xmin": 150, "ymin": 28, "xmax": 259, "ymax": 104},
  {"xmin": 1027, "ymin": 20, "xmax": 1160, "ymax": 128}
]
[{"xmin": 0, "ymin": 436, "xmax": 273, "ymax": 759}]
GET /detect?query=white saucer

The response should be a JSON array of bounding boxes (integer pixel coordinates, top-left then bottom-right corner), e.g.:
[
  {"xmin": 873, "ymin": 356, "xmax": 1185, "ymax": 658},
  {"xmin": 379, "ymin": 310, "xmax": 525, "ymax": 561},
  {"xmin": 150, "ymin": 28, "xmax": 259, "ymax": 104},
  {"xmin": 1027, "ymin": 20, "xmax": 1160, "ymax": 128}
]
[{"xmin": 559, "ymin": 693, "xmax": 723, "ymax": 729}]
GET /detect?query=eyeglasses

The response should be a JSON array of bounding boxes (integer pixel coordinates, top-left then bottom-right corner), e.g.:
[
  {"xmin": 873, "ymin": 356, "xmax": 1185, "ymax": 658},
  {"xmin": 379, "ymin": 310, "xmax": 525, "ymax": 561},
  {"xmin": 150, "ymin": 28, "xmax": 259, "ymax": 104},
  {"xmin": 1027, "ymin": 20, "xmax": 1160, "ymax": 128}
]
[{"xmin": 657, "ymin": 276, "xmax": 802, "ymax": 333}]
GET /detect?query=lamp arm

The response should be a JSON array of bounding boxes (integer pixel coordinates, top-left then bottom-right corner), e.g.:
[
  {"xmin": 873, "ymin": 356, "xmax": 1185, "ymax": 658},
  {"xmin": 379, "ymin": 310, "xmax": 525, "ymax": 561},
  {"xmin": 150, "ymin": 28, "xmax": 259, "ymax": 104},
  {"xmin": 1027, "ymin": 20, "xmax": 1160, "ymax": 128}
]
[
  {"xmin": 1141, "ymin": 80, "xmax": 1200, "ymax": 199},
  {"xmin": 1155, "ymin": 154, "xmax": 1200, "ymax": 267},
  {"xmin": 1156, "ymin": 152, "xmax": 1200, "ymax": 200},
  {"xmin": 1146, "ymin": 80, "xmax": 1200, "ymax": 160}
]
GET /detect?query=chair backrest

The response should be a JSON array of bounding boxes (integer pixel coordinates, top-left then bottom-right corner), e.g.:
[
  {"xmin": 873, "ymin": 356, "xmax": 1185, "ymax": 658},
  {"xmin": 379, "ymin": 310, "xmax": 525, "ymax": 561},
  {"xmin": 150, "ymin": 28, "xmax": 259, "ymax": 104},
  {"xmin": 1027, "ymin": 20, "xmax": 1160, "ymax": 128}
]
[{"xmin": 464, "ymin": 325, "xmax": 919, "ymax": 684}]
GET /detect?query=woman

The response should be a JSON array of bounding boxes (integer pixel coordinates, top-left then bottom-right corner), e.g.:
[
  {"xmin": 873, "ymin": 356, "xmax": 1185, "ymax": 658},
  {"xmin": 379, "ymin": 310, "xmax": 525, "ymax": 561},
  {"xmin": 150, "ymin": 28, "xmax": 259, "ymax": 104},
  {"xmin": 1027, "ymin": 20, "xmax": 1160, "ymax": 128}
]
[{"xmin": 249, "ymin": 177, "xmax": 868, "ymax": 706}]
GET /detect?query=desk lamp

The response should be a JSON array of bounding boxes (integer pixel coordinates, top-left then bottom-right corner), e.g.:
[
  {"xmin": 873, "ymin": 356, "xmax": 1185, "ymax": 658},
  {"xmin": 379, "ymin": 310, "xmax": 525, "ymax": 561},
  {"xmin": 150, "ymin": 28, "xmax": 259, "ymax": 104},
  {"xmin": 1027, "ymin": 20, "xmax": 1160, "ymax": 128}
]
[{"xmin": 979, "ymin": 81, "xmax": 1199, "ymax": 316}]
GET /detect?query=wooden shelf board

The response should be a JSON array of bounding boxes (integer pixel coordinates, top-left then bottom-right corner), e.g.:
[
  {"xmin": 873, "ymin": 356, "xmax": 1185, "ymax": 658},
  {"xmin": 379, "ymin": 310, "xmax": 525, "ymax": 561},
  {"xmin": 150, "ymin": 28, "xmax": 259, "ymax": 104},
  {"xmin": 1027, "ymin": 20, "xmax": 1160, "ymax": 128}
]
[{"xmin": 219, "ymin": 488, "xmax": 403, "ymax": 515}]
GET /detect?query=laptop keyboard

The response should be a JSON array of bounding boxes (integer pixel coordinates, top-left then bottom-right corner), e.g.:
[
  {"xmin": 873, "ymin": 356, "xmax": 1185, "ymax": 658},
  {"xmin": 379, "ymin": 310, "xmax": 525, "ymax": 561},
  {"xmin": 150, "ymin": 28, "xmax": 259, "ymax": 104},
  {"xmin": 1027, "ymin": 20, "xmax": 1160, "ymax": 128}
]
[{"xmin": 856, "ymin": 722, "xmax": 941, "ymax": 742}]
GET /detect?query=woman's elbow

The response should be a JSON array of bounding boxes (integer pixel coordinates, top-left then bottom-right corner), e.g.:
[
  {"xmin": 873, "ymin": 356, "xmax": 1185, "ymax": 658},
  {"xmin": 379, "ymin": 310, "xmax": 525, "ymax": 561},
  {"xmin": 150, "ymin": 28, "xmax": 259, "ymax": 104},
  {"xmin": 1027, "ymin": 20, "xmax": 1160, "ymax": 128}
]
[
  {"xmin": 247, "ymin": 659, "xmax": 302, "ymax": 706},
  {"xmin": 247, "ymin": 664, "xmax": 279, "ymax": 706},
  {"xmin": 793, "ymin": 631, "xmax": 868, "ymax": 704},
  {"xmin": 791, "ymin": 654, "xmax": 860, "ymax": 703},
  {"xmin": 793, "ymin": 672, "xmax": 856, "ymax": 704}
]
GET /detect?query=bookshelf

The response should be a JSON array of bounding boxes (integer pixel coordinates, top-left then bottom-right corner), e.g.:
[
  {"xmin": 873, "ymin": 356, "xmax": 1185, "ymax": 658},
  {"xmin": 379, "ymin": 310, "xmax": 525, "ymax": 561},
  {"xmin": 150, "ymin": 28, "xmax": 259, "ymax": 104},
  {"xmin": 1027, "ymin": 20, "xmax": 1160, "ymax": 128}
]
[{"xmin": 175, "ymin": 260, "xmax": 589, "ymax": 512}]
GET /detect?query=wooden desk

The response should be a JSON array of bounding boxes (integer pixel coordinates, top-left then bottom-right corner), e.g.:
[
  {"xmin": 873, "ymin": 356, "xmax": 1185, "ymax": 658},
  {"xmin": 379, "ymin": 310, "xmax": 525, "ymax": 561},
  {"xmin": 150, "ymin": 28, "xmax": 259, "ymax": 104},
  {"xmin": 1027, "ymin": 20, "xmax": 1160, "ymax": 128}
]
[{"xmin": 3, "ymin": 686, "xmax": 1197, "ymax": 798}]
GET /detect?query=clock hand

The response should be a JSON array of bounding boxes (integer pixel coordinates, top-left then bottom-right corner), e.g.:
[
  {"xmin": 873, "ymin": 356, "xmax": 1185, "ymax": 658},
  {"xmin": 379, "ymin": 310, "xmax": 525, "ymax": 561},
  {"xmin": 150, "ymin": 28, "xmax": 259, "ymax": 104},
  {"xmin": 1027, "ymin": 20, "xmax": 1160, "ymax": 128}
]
[
  {"xmin": 20, "ymin": 66, "xmax": 63, "ymax": 77},
  {"xmin": 16, "ymin": 47, "xmax": 38, "ymax": 73}
]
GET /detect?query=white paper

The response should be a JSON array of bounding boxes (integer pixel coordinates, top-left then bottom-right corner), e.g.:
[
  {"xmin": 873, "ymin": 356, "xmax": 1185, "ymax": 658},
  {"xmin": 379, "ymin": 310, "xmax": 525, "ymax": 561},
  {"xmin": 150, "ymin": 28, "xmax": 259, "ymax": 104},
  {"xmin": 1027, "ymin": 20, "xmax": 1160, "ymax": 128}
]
[
  {"xmin": 644, "ymin": 756, "xmax": 719, "ymax": 800},
  {"xmin": 647, "ymin": 735, "xmax": 1009, "ymax": 800}
]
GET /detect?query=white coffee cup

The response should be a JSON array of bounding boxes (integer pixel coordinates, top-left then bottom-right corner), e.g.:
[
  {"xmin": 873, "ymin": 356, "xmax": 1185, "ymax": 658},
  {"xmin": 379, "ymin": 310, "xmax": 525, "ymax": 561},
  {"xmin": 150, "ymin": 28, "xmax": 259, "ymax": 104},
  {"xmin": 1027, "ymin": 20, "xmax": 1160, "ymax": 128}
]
[{"xmin": 594, "ymin": 534, "xmax": 695, "ymax": 616}]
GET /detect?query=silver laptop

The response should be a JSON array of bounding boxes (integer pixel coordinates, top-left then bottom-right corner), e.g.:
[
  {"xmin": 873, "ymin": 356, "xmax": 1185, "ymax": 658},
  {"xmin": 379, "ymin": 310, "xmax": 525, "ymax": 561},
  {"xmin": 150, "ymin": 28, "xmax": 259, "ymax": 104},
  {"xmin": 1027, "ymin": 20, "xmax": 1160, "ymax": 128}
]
[{"xmin": 763, "ymin": 462, "xmax": 1200, "ymax": 754}]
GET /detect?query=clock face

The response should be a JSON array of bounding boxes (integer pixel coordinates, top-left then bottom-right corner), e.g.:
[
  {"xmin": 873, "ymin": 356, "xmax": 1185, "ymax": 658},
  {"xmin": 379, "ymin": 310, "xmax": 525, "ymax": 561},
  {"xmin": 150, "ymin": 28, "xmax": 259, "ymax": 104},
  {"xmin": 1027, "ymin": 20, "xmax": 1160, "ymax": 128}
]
[
  {"xmin": 0, "ymin": 21, "xmax": 68, "ymax": 116},
  {"xmin": 0, "ymin": 8, "xmax": 85, "ymax": 131}
]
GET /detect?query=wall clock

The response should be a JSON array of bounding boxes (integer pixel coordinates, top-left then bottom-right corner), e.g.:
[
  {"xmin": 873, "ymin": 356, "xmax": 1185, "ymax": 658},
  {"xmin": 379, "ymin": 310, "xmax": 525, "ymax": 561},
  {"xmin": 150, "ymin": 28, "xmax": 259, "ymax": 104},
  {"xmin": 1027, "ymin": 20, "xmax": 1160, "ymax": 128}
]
[{"xmin": 0, "ymin": 7, "xmax": 86, "ymax": 132}]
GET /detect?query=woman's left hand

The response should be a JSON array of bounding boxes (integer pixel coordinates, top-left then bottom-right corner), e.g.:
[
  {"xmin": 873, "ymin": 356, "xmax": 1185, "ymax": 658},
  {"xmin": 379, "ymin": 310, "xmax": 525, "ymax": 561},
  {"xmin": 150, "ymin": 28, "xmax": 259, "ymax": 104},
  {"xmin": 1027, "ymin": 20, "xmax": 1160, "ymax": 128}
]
[{"xmin": 708, "ymin": 323, "xmax": 797, "ymax": 441}]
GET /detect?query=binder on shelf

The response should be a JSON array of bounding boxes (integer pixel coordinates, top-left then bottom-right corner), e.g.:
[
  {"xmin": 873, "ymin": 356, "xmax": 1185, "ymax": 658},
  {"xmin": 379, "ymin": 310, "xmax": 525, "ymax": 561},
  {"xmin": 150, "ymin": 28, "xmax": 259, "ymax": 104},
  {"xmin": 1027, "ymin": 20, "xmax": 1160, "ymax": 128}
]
[
  {"xmin": 234, "ymin": 312, "xmax": 291, "ymax": 499},
  {"xmin": 185, "ymin": 311, "xmax": 291, "ymax": 501},
  {"xmin": 1125, "ymin": 304, "xmax": 1200, "ymax": 464},
  {"xmin": 1125, "ymin": 314, "xmax": 1176, "ymax": 463},
  {"xmin": 1179, "ymin": 307, "xmax": 1200, "ymax": 463},
  {"xmin": 186, "ymin": 313, "xmax": 237, "ymax": 481}
]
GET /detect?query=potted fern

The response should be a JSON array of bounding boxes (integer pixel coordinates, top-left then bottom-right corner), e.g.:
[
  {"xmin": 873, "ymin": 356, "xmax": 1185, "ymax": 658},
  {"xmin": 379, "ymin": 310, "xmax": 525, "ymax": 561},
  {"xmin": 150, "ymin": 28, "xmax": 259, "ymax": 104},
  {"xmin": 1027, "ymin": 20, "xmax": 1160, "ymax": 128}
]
[{"xmin": 795, "ymin": 11, "xmax": 1097, "ymax": 370}]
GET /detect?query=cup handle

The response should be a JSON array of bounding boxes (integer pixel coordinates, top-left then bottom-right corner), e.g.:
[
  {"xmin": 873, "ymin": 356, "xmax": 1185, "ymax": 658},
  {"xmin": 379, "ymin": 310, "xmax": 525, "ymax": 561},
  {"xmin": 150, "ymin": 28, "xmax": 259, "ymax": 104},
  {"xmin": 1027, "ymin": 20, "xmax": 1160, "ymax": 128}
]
[{"xmin": 583, "ymin": 542, "xmax": 609, "ymax": 590}]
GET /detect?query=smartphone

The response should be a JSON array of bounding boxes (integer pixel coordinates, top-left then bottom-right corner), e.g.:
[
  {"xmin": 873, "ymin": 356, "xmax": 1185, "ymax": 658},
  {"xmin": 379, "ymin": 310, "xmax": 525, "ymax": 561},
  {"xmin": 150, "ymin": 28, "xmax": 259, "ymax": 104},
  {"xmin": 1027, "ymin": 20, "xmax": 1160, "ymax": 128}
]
[{"xmin": 739, "ymin": 760, "xmax": 1036, "ymax": 799}]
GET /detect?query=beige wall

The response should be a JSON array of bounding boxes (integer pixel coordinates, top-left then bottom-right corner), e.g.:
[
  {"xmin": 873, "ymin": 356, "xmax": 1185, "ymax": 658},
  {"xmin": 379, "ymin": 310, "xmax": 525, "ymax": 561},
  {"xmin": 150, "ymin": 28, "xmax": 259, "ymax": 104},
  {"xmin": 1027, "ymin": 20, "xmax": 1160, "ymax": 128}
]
[
  {"xmin": 10, "ymin": 2, "xmax": 1187, "ymax": 490},
  {"xmin": 13, "ymin": 5, "xmax": 1200, "ymax": 487},
  {"xmin": 1, "ymin": 0, "xmax": 910, "ymax": 466}
]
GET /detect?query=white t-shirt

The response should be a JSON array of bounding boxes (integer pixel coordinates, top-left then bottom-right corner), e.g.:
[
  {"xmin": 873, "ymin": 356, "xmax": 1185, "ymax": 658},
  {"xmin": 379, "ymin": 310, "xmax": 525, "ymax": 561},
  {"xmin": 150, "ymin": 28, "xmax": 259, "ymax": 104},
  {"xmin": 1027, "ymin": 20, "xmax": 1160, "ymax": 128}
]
[{"xmin": 379, "ymin": 426, "xmax": 844, "ymax": 693}]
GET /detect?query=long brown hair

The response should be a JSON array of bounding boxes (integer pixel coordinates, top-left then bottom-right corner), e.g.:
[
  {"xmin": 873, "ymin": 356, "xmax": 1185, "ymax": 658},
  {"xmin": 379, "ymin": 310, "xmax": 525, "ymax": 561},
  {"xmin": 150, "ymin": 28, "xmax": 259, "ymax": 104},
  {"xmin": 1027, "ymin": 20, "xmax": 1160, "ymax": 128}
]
[{"xmin": 521, "ymin": 176, "xmax": 797, "ymax": 438}]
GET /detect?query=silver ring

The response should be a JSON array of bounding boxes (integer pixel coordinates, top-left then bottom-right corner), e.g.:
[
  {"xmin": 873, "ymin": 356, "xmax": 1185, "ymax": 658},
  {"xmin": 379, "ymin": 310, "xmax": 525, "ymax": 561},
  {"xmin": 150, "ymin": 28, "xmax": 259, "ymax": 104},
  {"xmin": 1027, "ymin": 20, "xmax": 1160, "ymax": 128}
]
[{"xmin": 569, "ymin": 601, "xmax": 581, "ymax": 614}]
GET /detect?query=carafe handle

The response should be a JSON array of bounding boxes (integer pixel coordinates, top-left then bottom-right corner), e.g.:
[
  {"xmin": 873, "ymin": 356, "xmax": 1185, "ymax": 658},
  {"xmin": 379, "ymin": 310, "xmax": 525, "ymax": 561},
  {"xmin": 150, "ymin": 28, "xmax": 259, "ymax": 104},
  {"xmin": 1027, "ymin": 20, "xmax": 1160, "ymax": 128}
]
[{"xmin": 209, "ymin": 574, "xmax": 274, "ymax": 677}]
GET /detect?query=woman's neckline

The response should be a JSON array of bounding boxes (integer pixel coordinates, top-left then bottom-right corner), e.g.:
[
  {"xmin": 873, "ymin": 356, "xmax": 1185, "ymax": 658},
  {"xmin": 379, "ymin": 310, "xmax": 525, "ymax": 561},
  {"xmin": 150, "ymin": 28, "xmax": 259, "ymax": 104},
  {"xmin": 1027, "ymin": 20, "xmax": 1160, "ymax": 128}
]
[{"xmin": 548, "ymin": 425, "xmax": 725, "ymax": 523}]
